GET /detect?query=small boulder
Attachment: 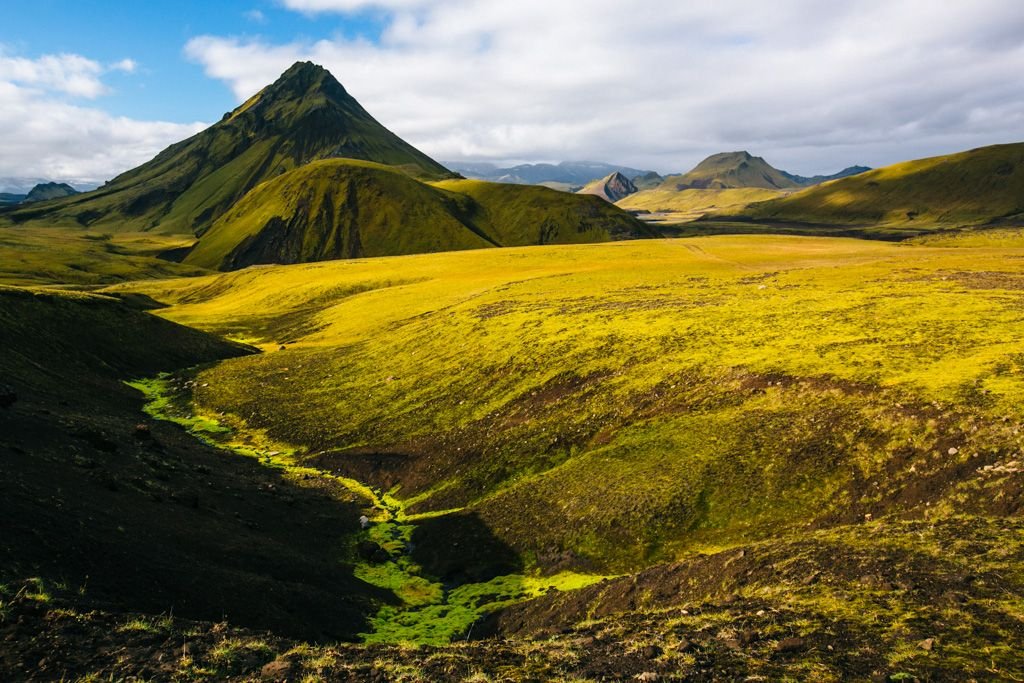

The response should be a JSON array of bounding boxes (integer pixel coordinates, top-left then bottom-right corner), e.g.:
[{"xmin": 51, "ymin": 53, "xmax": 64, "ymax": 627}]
[
  {"xmin": 774, "ymin": 636, "xmax": 806, "ymax": 653},
  {"xmin": 261, "ymin": 657, "xmax": 295, "ymax": 681},
  {"xmin": 134, "ymin": 423, "xmax": 153, "ymax": 440},
  {"xmin": 918, "ymin": 637, "xmax": 935, "ymax": 651},
  {"xmin": 641, "ymin": 644, "xmax": 662, "ymax": 659}
]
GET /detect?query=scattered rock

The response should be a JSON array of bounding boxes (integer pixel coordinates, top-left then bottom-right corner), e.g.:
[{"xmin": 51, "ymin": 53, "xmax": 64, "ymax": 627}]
[
  {"xmin": 722, "ymin": 637, "xmax": 743, "ymax": 651},
  {"xmin": 738, "ymin": 629, "xmax": 759, "ymax": 646},
  {"xmin": 261, "ymin": 657, "xmax": 295, "ymax": 681},
  {"xmin": 918, "ymin": 637, "xmax": 935, "ymax": 651},
  {"xmin": 134, "ymin": 423, "xmax": 152, "ymax": 440},
  {"xmin": 774, "ymin": 636, "xmax": 806, "ymax": 653},
  {"xmin": 641, "ymin": 644, "xmax": 662, "ymax": 659},
  {"xmin": 635, "ymin": 673, "xmax": 659, "ymax": 682}
]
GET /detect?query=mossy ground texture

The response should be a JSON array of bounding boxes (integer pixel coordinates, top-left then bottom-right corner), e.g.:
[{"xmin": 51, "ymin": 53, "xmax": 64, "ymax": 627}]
[
  {"xmin": 6, "ymin": 233, "xmax": 1024, "ymax": 679},
  {"xmin": 117, "ymin": 236, "xmax": 1024, "ymax": 571}
]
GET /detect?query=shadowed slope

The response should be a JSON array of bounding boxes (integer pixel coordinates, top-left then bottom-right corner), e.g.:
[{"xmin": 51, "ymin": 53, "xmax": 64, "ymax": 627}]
[
  {"xmin": 2, "ymin": 61, "xmax": 452, "ymax": 235},
  {"xmin": 0, "ymin": 286, "xmax": 387, "ymax": 640}
]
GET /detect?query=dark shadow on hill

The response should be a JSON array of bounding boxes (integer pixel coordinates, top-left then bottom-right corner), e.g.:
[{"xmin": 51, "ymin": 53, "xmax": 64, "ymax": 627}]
[
  {"xmin": 411, "ymin": 511, "xmax": 523, "ymax": 585},
  {"xmin": 0, "ymin": 287, "xmax": 390, "ymax": 641}
]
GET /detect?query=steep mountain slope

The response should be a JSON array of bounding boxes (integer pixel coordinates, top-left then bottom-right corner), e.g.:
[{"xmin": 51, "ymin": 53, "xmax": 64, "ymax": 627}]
[
  {"xmin": 2, "ymin": 61, "xmax": 452, "ymax": 235},
  {"xmin": 185, "ymin": 159, "xmax": 491, "ymax": 270},
  {"xmin": 577, "ymin": 171, "xmax": 638, "ymax": 202},
  {"xmin": 187, "ymin": 160, "xmax": 655, "ymax": 270},
  {"xmin": 24, "ymin": 182, "xmax": 79, "ymax": 203},
  {"xmin": 736, "ymin": 142, "xmax": 1024, "ymax": 228}
]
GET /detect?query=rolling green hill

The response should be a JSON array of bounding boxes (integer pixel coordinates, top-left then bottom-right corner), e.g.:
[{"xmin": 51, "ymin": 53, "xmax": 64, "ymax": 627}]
[
  {"xmin": 185, "ymin": 159, "xmax": 654, "ymax": 271},
  {"xmin": 736, "ymin": 142, "xmax": 1024, "ymax": 229},
  {"xmin": 1, "ymin": 61, "xmax": 453, "ymax": 235}
]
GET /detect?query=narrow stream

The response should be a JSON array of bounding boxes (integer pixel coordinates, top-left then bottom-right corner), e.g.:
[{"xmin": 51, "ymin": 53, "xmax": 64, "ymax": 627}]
[{"xmin": 128, "ymin": 372, "xmax": 606, "ymax": 645}]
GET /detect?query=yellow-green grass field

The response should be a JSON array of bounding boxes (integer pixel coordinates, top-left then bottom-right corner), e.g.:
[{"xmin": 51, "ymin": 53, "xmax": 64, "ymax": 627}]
[
  {"xmin": 113, "ymin": 234, "xmax": 1024, "ymax": 572},
  {"xmin": 0, "ymin": 227, "xmax": 205, "ymax": 287},
  {"xmin": 617, "ymin": 186, "xmax": 787, "ymax": 222}
]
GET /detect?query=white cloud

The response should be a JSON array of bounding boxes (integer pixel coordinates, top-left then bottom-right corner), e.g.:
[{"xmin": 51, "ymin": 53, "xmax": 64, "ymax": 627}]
[
  {"xmin": 244, "ymin": 9, "xmax": 267, "ymax": 23},
  {"xmin": 0, "ymin": 52, "xmax": 108, "ymax": 98},
  {"xmin": 110, "ymin": 58, "xmax": 137, "ymax": 73},
  {"xmin": 187, "ymin": 0, "xmax": 1024, "ymax": 174},
  {"xmin": 0, "ymin": 51, "xmax": 206, "ymax": 183}
]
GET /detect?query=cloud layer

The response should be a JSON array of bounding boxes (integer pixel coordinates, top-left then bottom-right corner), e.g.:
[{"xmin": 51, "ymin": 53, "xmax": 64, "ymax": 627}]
[
  {"xmin": 0, "ymin": 50, "xmax": 204, "ymax": 185},
  {"xmin": 188, "ymin": 0, "xmax": 1024, "ymax": 174}
]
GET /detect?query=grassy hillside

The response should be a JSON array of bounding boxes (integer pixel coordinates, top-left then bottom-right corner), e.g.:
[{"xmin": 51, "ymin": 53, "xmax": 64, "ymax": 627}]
[
  {"xmin": 184, "ymin": 159, "xmax": 491, "ymax": 270},
  {"xmin": 617, "ymin": 186, "xmax": 787, "ymax": 221},
  {"xmin": 0, "ymin": 62, "xmax": 452, "ymax": 236},
  {"xmin": 116, "ymin": 237, "xmax": 1024, "ymax": 575},
  {"xmin": 432, "ymin": 178, "xmax": 654, "ymax": 247},
  {"xmin": 185, "ymin": 159, "xmax": 654, "ymax": 270},
  {"xmin": 739, "ymin": 141, "xmax": 1024, "ymax": 229},
  {"xmin": 0, "ymin": 227, "xmax": 207, "ymax": 286}
]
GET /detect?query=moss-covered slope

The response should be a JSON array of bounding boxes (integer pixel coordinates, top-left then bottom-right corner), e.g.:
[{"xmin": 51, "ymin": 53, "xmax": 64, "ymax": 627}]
[
  {"xmin": 185, "ymin": 160, "xmax": 655, "ymax": 271},
  {"xmin": 117, "ymin": 236, "xmax": 1024, "ymax": 573},
  {"xmin": 1, "ymin": 61, "xmax": 452, "ymax": 236},
  {"xmin": 738, "ymin": 141, "xmax": 1024, "ymax": 228}
]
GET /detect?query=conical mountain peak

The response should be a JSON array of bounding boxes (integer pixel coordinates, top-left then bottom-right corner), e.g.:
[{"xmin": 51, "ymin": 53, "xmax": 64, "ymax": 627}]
[
  {"xmin": 262, "ymin": 61, "xmax": 351, "ymax": 104},
  {"xmin": 8, "ymin": 62, "xmax": 452, "ymax": 235}
]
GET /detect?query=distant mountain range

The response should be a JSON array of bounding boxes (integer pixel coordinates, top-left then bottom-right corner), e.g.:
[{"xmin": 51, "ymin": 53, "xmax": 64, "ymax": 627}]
[{"xmin": 445, "ymin": 161, "xmax": 657, "ymax": 188}]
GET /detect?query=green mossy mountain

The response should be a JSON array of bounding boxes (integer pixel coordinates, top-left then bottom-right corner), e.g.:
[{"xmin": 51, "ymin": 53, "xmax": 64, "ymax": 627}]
[
  {"xmin": 24, "ymin": 182, "xmax": 79, "ymax": 203},
  {"xmin": 2, "ymin": 61, "xmax": 453, "ymax": 235},
  {"xmin": 661, "ymin": 151, "xmax": 802, "ymax": 190},
  {"xmin": 186, "ymin": 160, "xmax": 655, "ymax": 271},
  {"xmin": 734, "ymin": 142, "xmax": 1024, "ymax": 228}
]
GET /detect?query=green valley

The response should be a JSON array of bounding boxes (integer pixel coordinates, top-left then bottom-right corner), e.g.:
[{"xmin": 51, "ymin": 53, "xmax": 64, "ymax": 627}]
[{"xmin": 3, "ymin": 28, "xmax": 1024, "ymax": 683}]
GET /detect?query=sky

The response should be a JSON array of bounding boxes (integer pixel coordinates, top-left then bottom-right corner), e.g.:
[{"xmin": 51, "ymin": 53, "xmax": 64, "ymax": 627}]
[{"xmin": 3, "ymin": 0, "xmax": 1024, "ymax": 185}]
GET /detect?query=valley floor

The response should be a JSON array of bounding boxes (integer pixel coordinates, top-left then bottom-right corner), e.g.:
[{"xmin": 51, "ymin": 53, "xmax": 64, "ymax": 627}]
[{"xmin": 5, "ymin": 233, "xmax": 1024, "ymax": 680}]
